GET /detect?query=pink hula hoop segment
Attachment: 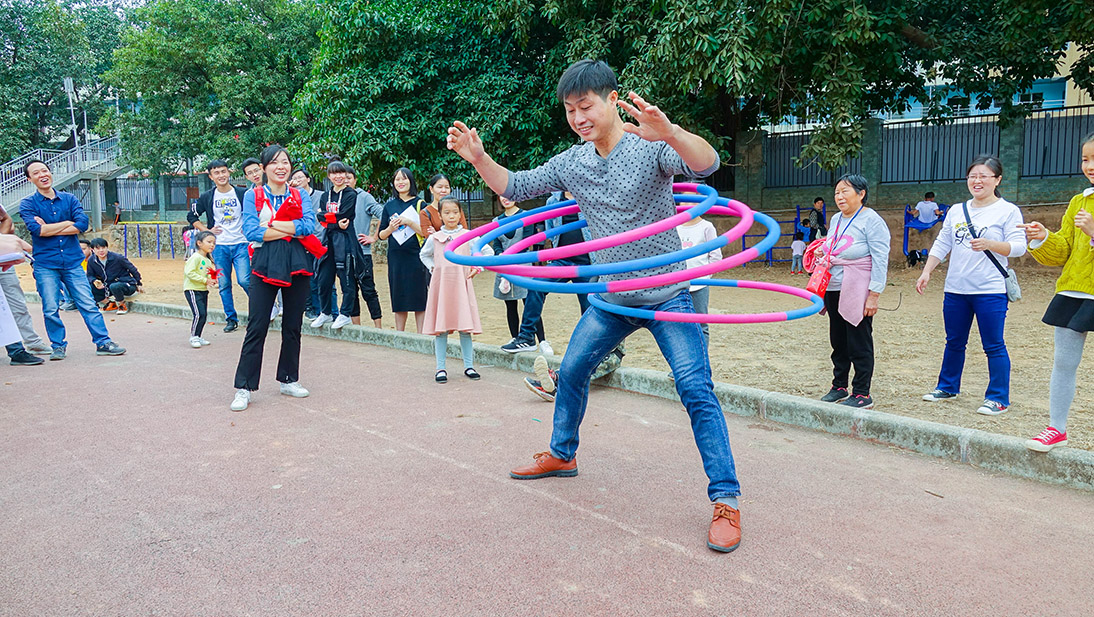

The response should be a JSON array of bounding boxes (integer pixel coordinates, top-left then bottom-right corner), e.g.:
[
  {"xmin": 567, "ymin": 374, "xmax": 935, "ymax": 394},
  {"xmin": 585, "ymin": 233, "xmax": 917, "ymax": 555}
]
[{"xmin": 445, "ymin": 183, "xmax": 824, "ymax": 323}]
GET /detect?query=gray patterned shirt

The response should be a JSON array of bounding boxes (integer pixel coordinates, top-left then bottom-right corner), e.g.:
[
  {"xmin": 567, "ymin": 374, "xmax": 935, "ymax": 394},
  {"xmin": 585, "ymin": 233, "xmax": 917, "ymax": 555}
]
[{"xmin": 502, "ymin": 132, "xmax": 719, "ymax": 306}]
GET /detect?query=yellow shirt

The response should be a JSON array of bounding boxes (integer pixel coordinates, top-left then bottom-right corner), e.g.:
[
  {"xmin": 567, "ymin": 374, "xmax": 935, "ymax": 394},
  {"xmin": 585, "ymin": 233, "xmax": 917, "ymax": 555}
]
[
  {"xmin": 184, "ymin": 252, "xmax": 215, "ymax": 291},
  {"xmin": 1029, "ymin": 189, "xmax": 1094, "ymax": 296}
]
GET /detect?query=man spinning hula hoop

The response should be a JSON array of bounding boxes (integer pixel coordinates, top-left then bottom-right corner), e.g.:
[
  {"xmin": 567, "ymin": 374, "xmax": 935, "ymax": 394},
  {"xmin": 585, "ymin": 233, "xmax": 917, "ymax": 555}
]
[{"xmin": 447, "ymin": 59, "xmax": 742, "ymax": 553}]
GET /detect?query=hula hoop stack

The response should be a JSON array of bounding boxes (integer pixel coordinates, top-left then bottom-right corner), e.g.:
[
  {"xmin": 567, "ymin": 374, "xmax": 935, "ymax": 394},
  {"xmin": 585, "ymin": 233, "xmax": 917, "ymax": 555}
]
[{"xmin": 446, "ymin": 183, "xmax": 824, "ymax": 324}]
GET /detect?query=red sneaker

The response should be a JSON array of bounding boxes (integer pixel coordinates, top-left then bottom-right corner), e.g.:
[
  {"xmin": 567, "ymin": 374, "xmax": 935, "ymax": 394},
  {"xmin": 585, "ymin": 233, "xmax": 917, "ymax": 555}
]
[
  {"xmin": 509, "ymin": 451, "xmax": 577, "ymax": 479},
  {"xmin": 707, "ymin": 503, "xmax": 742, "ymax": 552},
  {"xmin": 1026, "ymin": 426, "xmax": 1068, "ymax": 452}
]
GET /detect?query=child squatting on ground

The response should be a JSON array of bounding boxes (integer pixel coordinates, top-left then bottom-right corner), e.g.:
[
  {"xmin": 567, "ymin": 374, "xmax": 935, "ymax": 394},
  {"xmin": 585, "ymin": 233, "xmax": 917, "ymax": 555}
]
[
  {"xmin": 184, "ymin": 231, "xmax": 218, "ymax": 348},
  {"xmin": 418, "ymin": 197, "xmax": 489, "ymax": 383},
  {"xmin": 1021, "ymin": 131, "xmax": 1094, "ymax": 452}
]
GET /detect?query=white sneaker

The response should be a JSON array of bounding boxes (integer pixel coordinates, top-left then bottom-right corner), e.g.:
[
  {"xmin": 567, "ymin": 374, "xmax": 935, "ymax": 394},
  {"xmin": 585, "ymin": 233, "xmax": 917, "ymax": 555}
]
[
  {"xmin": 331, "ymin": 314, "xmax": 353, "ymax": 330},
  {"xmin": 25, "ymin": 342, "xmax": 52, "ymax": 354},
  {"xmin": 311, "ymin": 313, "xmax": 334, "ymax": 328},
  {"xmin": 198, "ymin": 338, "xmax": 211, "ymax": 346},
  {"xmin": 230, "ymin": 389, "xmax": 250, "ymax": 411},
  {"xmin": 271, "ymin": 301, "xmax": 283, "ymax": 321},
  {"xmin": 539, "ymin": 340, "xmax": 555, "ymax": 356},
  {"xmin": 279, "ymin": 381, "xmax": 309, "ymax": 398},
  {"xmin": 190, "ymin": 336, "xmax": 203, "ymax": 348}
]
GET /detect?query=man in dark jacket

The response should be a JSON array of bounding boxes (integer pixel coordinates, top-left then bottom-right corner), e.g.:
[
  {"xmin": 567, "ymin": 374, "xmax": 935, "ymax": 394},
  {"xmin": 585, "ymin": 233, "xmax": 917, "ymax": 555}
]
[
  {"xmin": 187, "ymin": 159, "xmax": 249, "ymax": 332},
  {"xmin": 86, "ymin": 237, "xmax": 143, "ymax": 314}
]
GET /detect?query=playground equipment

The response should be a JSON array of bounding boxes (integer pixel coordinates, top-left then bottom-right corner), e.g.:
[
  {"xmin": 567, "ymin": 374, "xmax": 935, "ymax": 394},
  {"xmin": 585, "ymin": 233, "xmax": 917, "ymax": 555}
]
[
  {"xmin": 903, "ymin": 203, "xmax": 949, "ymax": 261},
  {"xmin": 121, "ymin": 222, "xmax": 187, "ymax": 259},
  {"xmin": 741, "ymin": 203, "xmax": 825, "ymax": 267}
]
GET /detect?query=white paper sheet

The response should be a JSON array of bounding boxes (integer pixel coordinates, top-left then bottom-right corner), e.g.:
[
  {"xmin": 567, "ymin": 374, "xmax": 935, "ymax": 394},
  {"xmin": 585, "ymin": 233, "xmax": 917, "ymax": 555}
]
[
  {"xmin": 391, "ymin": 205, "xmax": 419, "ymax": 245},
  {"xmin": 0, "ymin": 292, "xmax": 20, "ymax": 347}
]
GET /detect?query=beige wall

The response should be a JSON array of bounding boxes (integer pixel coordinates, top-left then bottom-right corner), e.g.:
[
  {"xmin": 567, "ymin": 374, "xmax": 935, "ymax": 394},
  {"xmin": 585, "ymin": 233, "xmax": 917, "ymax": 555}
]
[{"xmin": 1062, "ymin": 43, "xmax": 1093, "ymax": 106}]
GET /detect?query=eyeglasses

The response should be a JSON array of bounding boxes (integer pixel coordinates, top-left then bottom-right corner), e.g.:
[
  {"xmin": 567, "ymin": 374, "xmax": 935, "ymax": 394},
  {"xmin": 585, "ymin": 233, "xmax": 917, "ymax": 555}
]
[{"xmin": 966, "ymin": 174, "xmax": 999, "ymax": 181}]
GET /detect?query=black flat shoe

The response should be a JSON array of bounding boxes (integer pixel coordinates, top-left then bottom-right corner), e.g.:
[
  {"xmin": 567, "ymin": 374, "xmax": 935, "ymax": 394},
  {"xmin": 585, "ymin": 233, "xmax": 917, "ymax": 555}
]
[
  {"xmin": 464, "ymin": 368, "xmax": 481, "ymax": 380},
  {"xmin": 435, "ymin": 370, "xmax": 448, "ymax": 383}
]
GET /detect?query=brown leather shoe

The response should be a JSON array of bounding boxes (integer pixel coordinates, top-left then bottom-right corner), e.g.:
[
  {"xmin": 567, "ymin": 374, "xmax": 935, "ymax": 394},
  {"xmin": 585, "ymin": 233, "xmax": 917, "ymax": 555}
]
[
  {"xmin": 707, "ymin": 503, "xmax": 741, "ymax": 552},
  {"xmin": 509, "ymin": 451, "xmax": 578, "ymax": 480}
]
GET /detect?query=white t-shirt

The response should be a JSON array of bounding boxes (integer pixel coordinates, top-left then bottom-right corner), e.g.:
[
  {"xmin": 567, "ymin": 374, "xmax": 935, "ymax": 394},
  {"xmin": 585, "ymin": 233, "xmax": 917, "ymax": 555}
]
[
  {"xmin": 928, "ymin": 198, "xmax": 1026, "ymax": 295},
  {"xmin": 791, "ymin": 239, "xmax": 806, "ymax": 256},
  {"xmin": 914, "ymin": 200, "xmax": 939, "ymax": 224},
  {"xmin": 676, "ymin": 219, "xmax": 722, "ymax": 291},
  {"xmin": 212, "ymin": 188, "xmax": 246, "ymax": 245}
]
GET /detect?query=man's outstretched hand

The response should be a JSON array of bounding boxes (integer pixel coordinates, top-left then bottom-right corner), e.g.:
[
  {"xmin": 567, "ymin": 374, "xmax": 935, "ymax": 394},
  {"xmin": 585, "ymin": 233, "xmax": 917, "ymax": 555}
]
[
  {"xmin": 447, "ymin": 121, "xmax": 485, "ymax": 165},
  {"xmin": 617, "ymin": 92, "xmax": 678, "ymax": 143}
]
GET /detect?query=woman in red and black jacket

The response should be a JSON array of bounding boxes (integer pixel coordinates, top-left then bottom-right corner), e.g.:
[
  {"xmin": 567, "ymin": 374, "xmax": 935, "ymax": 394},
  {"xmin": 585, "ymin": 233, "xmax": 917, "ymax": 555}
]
[{"xmin": 311, "ymin": 158, "xmax": 359, "ymax": 329}]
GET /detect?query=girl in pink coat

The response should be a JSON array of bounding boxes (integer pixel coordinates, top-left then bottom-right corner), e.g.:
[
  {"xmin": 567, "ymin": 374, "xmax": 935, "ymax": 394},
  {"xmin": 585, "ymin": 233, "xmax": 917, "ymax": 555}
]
[{"xmin": 419, "ymin": 198, "xmax": 487, "ymax": 383}]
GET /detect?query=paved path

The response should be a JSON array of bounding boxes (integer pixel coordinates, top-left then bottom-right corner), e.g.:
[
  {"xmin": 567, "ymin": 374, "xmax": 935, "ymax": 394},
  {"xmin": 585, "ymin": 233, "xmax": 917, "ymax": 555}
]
[{"xmin": 1, "ymin": 313, "xmax": 1092, "ymax": 616}]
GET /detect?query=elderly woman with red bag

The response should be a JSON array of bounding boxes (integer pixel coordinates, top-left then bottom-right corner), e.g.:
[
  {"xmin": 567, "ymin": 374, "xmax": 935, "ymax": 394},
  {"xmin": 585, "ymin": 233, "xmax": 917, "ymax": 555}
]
[{"xmin": 809, "ymin": 174, "xmax": 891, "ymax": 409}]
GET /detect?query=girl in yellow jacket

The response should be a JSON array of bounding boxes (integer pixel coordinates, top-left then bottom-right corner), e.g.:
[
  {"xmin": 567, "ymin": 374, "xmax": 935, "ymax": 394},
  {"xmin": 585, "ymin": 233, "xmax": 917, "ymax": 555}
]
[
  {"xmin": 184, "ymin": 231, "xmax": 218, "ymax": 348},
  {"xmin": 1021, "ymin": 131, "xmax": 1094, "ymax": 452}
]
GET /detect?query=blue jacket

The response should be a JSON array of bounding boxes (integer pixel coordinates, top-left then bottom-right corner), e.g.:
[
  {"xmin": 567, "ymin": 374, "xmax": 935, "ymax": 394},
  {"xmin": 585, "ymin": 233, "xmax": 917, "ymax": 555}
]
[{"xmin": 19, "ymin": 190, "xmax": 89, "ymax": 270}]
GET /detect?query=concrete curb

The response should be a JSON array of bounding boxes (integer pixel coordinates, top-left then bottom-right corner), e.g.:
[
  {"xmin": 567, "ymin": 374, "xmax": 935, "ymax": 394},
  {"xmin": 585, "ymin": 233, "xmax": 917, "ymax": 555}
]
[{"xmin": 29, "ymin": 295, "xmax": 1094, "ymax": 492}]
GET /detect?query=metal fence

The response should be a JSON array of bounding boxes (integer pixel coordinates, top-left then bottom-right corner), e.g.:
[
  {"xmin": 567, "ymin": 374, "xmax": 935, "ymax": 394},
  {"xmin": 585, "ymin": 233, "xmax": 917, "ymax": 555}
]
[
  {"xmin": 66, "ymin": 180, "xmax": 106, "ymax": 211},
  {"xmin": 1023, "ymin": 105, "xmax": 1094, "ymax": 178},
  {"xmin": 881, "ymin": 115, "xmax": 999, "ymax": 183},
  {"xmin": 169, "ymin": 176, "xmax": 201, "ymax": 207},
  {"xmin": 117, "ymin": 178, "xmax": 156, "ymax": 211},
  {"xmin": 764, "ymin": 130, "xmax": 862, "ymax": 188}
]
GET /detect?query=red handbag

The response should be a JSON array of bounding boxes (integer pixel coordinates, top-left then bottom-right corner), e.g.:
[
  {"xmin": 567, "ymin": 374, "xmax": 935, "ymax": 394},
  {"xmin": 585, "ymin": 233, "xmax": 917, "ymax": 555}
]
[
  {"xmin": 806, "ymin": 255, "xmax": 832, "ymax": 295},
  {"xmin": 803, "ymin": 235, "xmax": 852, "ymax": 296}
]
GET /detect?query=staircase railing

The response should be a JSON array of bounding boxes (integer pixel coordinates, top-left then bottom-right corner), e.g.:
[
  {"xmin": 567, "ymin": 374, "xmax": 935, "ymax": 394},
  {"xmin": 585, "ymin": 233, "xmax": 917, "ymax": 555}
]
[{"xmin": 1, "ymin": 136, "xmax": 122, "ymax": 209}]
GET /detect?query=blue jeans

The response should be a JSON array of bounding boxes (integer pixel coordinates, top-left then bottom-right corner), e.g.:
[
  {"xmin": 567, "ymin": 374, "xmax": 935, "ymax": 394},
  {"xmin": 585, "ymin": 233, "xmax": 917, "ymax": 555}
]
[
  {"xmin": 937, "ymin": 292, "xmax": 1010, "ymax": 405},
  {"xmin": 791, "ymin": 254, "xmax": 803, "ymax": 272},
  {"xmin": 33, "ymin": 264, "xmax": 112, "ymax": 348},
  {"xmin": 551, "ymin": 290, "xmax": 740, "ymax": 501},
  {"xmin": 213, "ymin": 243, "xmax": 251, "ymax": 322},
  {"xmin": 690, "ymin": 285, "xmax": 710, "ymax": 344},
  {"xmin": 516, "ymin": 258, "xmax": 591, "ymax": 343}
]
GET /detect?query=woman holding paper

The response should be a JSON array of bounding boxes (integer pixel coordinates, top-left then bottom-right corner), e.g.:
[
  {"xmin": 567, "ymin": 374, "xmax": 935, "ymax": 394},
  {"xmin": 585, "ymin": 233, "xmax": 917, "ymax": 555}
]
[{"xmin": 378, "ymin": 167, "xmax": 428, "ymax": 332}]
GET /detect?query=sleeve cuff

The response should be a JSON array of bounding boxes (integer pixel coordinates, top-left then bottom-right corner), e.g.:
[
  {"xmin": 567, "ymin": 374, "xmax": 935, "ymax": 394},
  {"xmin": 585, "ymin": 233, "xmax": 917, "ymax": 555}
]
[
  {"xmin": 500, "ymin": 171, "xmax": 515, "ymax": 200},
  {"xmin": 693, "ymin": 152, "xmax": 720, "ymax": 178}
]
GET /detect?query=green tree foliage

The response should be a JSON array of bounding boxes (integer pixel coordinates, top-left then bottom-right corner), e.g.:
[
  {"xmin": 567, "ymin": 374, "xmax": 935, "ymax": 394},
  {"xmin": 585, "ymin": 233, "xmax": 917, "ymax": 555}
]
[
  {"xmin": 493, "ymin": 0, "xmax": 1094, "ymax": 170},
  {"xmin": 104, "ymin": 0, "xmax": 320, "ymax": 174},
  {"xmin": 292, "ymin": 0, "xmax": 570, "ymax": 190},
  {"xmin": 0, "ymin": 0, "xmax": 121, "ymax": 160}
]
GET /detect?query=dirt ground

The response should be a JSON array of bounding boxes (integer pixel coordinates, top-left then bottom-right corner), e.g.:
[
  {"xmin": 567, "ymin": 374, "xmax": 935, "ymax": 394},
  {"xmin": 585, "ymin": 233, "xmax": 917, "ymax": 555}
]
[{"xmin": 13, "ymin": 205, "xmax": 1092, "ymax": 452}]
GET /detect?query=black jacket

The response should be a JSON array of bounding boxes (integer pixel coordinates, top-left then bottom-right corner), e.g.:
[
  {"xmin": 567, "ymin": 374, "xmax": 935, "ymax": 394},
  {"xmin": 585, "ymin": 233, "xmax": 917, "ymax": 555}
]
[
  {"xmin": 86, "ymin": 251, "xmax": 142, "ymax": 286},
  {"xmin": 187, "ymin": 185, "xmax": 248, "ymax": 230},
  {"xmin": 317, "ymin": 188, "xmax": 358, "ymax": 266}
]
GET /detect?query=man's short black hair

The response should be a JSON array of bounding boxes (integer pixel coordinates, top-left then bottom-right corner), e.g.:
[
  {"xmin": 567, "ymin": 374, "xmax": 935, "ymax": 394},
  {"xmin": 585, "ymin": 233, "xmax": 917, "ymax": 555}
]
[
  {"xmin": 89, "ymin": 237, "xmax": 108, "ymax": 249},
  {"xmin": 79, "ymin": 239, "xmax": 91, "ymax": 247},
  {"xmin": 241, "ymin": 157, "xmax": 261, "ymax": 171},
  {"xmin": 206, "ymin": 159, "xmax": 228, "ymax": 172},
  {"xmin": 556, "ymin": 59, "xmax": 618, "ymax": 103},
  {"xmin": 813, "ymin": 197, "xmax": 824, "ymax": 205},
  {"xmin": 924, "ymin": 191, "xmax": 935, "ymax": 199},
  {"xmin": 292, "ymin": 168, "xmax": 311, "ymax": 180},
  {"xmin": 23, "ymin": 158, "xmax": 49, "ymax": 178}
]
